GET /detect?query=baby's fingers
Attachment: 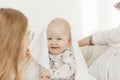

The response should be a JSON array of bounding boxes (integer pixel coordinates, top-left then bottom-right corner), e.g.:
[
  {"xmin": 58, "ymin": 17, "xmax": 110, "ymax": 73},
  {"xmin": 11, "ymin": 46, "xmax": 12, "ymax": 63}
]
[
  {"xmin": 39, "ymin": 73, "xmax": 46, "ymax": 79},
  {"xmin": 39, "ymin": 73, "xmax": 50, "ymax": 79}
]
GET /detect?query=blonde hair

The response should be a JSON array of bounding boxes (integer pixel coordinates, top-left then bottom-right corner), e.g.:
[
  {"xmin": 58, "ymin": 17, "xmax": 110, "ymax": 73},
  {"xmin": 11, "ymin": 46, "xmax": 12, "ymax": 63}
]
[
  {"xmin": 0, "ymin": 8, "xmax": 28, "ymax": 80},
  {"xmin": 114, "ymin": 1, "xmax": 120, "ymax": 10}
]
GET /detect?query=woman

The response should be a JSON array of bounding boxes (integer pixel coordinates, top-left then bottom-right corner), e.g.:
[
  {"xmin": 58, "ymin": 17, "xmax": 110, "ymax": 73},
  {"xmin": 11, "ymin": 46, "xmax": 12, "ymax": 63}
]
[
  {"xmin": 0, "ymin": 8, "xmax": 33, "ymax": 80},
  {"xmin": 78, "ymin": 2, "xmax": 120, "ymax": 80}
]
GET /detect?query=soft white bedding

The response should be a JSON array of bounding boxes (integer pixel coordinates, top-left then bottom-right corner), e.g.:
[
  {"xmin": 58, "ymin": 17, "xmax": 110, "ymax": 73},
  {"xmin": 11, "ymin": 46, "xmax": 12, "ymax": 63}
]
[{"xmin": 81, "ymin": 45, "xmax": 120, "ymax": 80}]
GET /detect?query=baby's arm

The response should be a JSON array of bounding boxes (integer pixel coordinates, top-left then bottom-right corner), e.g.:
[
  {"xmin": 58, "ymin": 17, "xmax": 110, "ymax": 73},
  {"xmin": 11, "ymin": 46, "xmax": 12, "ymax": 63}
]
[{"xmin": 51, "ymin": 53, "xmax": 75, "ymax": 79}]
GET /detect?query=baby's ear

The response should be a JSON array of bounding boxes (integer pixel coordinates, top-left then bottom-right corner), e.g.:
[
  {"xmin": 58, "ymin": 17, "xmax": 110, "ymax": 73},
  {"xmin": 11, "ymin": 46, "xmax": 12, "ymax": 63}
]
[
  {"xmin": 68, "ymin": 36, "xmax": 71, "ymax": 44},
  {"xmin": 67, "ymin": 36, "xmax": 71, "ymax": 50}
]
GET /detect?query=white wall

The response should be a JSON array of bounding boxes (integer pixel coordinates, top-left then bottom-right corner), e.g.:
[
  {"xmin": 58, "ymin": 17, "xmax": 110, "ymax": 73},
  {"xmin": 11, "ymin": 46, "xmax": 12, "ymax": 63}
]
[
  {"xmin": 0, "ymin": 0, "xmax": 120, "ymax": 40},
  {"xmin": 80, "ymin": 0, "xmax": 120, "ymax": 37},
  {"xmin": 0, "ymin": 0, "xmax": 82, "ymax": 41},
  {"xmin": 80, "ymin": 0, "xmax": 98, "ymax": 36},
  {"xmin": 98, "ymin": 0, "xmax": 120, "ymax": 29},
  {"xmin": 111, "ymin": 0, "xmax": 120, "ymax": 27}
]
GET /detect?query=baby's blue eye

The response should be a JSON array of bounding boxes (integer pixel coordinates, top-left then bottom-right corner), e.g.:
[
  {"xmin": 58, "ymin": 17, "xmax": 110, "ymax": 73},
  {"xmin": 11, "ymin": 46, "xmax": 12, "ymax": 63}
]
[{"xmin": 47, "ymin": 38, "xmax": 52, "ymax": 40}]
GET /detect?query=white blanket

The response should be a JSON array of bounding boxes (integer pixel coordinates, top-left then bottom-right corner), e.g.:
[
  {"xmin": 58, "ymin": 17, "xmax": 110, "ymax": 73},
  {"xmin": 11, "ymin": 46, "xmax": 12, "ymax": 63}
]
[
  {"xmin": 26, "ymin": 19, "xmax": 95, "ymax": 80},
  {"xmin": 88, "ymin": 46, "xmax": 120, "ymax": 80}
]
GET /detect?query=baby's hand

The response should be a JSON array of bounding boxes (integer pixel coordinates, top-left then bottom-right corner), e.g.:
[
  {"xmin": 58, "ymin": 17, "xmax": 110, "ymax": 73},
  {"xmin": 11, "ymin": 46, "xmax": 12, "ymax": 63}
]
[{"xmin": 39, "ymin": 69, "xmax": 51, "ymax": 79}]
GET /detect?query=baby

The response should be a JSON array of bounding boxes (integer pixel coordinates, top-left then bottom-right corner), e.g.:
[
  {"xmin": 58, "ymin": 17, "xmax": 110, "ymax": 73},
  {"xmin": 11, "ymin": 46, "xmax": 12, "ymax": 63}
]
[{"xmin": 40, "ymin": 18, "xmax": 75, "ymax": 80}]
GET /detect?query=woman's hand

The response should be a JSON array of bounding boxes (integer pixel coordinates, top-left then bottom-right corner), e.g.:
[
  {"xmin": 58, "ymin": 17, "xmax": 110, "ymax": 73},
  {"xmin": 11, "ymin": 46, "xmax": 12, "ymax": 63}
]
[{"xmin": 22, "ymin": 48, "xmax": 31, "ymax": 70}]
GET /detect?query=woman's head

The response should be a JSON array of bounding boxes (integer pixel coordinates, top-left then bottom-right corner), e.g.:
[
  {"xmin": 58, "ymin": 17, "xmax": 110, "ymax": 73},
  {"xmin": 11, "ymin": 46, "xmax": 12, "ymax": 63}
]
[
  {"xmin": 0, "ymin": 8, "xmax": 29, "ymax": 80},
  {"xmin": 114, "ymin": 1, "xmax": 120, "ymax": 10}
]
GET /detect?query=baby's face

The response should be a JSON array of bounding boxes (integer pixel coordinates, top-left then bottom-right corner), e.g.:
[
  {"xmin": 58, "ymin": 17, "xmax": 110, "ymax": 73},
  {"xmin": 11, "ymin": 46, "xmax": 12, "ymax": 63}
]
[{"xmin": 47, "ymin": 24, "xmax": 70, "ymax": 55}]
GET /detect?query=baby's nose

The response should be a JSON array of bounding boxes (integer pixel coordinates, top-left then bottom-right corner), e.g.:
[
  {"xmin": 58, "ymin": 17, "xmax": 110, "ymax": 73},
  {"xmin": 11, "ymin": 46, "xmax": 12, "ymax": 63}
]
[{"xmin": 51, "ymin": 40, "xmax": 57, "ymax": 44}]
